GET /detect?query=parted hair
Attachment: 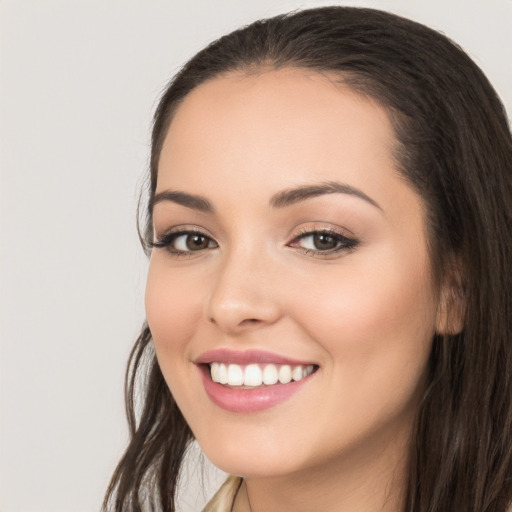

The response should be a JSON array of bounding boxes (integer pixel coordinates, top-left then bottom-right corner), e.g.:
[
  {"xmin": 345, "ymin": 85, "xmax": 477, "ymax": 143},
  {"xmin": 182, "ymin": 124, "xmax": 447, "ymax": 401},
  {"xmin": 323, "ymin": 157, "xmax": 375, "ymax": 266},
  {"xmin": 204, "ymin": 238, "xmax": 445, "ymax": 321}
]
[{"xmin": 104, "ymin": 6, "xmax": 512, "ymax": 511}]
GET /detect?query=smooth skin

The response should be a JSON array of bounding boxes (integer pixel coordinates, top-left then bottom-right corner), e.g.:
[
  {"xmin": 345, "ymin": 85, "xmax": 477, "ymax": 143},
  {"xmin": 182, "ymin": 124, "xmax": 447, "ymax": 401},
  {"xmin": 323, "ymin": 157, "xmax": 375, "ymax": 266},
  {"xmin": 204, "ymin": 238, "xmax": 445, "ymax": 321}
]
[{"xmin": 146, "ymin": 68, "xmax": 455, "ymax": 512}]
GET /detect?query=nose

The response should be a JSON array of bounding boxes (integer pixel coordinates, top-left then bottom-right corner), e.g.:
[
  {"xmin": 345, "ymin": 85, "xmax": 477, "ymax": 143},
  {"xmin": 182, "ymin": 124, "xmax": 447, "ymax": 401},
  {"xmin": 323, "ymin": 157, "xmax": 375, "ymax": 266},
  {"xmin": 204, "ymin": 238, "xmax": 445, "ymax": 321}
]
[{"xmin": 204, "ymin": 249, "xmax": 282, "ymax": 335}]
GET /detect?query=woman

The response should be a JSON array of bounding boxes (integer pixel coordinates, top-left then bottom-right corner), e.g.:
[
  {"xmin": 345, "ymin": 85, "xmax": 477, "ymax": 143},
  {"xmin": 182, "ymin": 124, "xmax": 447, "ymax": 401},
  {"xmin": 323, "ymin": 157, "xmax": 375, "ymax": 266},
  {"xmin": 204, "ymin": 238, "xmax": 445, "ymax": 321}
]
[{"xmin": 104, "ymin": 6, "xmax": 512, "ymax": 511}]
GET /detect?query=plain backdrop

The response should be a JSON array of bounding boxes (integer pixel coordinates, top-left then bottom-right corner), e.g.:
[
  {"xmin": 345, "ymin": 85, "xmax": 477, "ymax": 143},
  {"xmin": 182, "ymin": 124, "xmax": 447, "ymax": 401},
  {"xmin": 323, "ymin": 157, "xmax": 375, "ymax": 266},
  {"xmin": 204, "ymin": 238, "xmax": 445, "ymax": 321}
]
[{"xmin": 1, "ymin": 1, "xmax": 511, "ymax": 511}]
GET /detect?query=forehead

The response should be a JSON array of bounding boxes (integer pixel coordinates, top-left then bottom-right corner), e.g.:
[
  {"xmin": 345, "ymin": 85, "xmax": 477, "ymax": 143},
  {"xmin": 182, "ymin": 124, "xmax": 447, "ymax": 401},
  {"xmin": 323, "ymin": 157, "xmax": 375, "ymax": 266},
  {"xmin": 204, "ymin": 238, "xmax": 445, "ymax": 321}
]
[
  {"xmin": 161, "ymin": 69, "xmax": 397, "ymax": 171},
  {"xmin": 156, "ymin": 68, "xmax": 417, "ymax": 221}
]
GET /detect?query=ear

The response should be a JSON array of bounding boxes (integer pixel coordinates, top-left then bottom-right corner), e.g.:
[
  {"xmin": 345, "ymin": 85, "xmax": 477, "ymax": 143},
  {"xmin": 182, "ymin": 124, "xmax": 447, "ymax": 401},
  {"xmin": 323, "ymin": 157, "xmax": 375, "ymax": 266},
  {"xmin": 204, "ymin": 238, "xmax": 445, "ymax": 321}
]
[{"xmin": 435, "ymin": 257, "xmax": 466, "ymax": 335}]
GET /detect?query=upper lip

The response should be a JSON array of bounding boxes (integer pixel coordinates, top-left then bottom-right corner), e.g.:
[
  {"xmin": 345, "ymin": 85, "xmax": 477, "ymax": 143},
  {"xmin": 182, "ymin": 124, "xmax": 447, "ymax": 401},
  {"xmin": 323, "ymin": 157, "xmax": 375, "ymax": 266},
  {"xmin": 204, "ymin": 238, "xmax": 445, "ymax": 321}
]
[{"xmin": 194, "ymin": 349, "xmax": 317, "ymax": 366}]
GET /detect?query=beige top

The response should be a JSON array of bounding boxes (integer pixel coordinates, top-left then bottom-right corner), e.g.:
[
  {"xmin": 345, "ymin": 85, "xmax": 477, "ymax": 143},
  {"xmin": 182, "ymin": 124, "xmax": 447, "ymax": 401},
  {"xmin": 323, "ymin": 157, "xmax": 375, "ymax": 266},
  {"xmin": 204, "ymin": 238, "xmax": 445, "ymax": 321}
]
[
  {"xmin": 202, "ymin": 476, "xmax": 243, "ymax": 512},
  {"xmin": 201, "ymin": 476, "xmax": 512, "ymax": 511}
]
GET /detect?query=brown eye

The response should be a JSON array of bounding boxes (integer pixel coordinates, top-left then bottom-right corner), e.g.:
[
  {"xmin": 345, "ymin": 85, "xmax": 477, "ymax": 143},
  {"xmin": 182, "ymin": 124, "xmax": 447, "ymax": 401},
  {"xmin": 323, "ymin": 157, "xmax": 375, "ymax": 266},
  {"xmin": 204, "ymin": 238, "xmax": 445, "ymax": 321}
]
[
  {"xmin": 185, "ymin": 234, "xmax": 210, "ymax": 250},
  {"xmin": 312, "ymin": 233, "xmax": 338, "ymax": 251},
  {"xmin": 290, "ymin": 229, "xmax": 359, "ymax": 256},
  {"xmin": 151, "ymin": 230, "xmax": 218, "ymax": 254}
]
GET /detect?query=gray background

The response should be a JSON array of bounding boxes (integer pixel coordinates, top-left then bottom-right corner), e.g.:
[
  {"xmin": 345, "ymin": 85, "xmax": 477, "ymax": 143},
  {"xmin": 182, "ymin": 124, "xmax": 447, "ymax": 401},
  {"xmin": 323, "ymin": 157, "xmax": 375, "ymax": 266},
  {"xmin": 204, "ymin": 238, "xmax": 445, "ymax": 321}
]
[{"xmin": 1, "ymin": 0, "xmax": 511, "ymax": 511}]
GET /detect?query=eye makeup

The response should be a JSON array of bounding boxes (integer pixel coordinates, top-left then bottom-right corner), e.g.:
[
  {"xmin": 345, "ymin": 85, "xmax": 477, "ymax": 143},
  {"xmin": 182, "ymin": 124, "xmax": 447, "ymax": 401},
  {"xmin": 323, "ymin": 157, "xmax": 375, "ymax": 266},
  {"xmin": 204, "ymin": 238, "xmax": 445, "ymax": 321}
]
[
  {"xmin": 288, "ymin": 227, "xmax": 359, "ymax": 258},
  {"xmin": 151, "ymin": 227, "xmax": 218, "ymax": 257},
  {"xmin": 151, "ymin": 224, "xmax": 359, "ymax": 259}
]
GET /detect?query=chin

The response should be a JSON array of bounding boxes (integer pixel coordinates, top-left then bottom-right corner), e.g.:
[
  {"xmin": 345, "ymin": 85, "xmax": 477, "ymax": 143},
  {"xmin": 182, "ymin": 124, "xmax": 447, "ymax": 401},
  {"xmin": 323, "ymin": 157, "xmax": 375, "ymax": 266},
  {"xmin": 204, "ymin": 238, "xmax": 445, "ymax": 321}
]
[
  {"xmin": 195, "ymin": 427, "xmax": 309, "ymax": 478},
  {"xmin": 205, "ymin": 453, "xmax": 299, "ymax": 479}
]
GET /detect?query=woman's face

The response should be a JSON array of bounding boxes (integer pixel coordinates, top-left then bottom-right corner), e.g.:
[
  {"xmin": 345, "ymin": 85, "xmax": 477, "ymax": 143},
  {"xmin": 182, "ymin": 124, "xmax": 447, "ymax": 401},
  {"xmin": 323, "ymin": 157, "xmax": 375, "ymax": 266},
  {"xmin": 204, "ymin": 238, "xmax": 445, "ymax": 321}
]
[{"xmin": 146, "ymin": 69, "xmax": 444, "ymax": 478}]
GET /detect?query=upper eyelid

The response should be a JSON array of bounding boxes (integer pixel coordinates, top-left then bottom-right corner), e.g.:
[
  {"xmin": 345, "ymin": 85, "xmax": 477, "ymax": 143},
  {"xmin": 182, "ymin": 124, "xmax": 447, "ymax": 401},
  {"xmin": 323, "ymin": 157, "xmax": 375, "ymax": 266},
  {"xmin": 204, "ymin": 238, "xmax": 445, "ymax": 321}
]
[
  {"xmin": 294, "ymin": 227, "xmax": 352, "ymax": 237},
  {"xmin": 151, "ymin": 229, "xmax": 218, "ymax": 256},
  {"xmin": 151, "ymin": 228, "xmax": 218, "ymax": 252},
  {"xmin": 287, "ymin": 222, "xmax": 356, "ymax": 240},
  {"xmin": 288, "ymin": 230, "xmax": 359, "ymax": 258},
  {"xmin": 290, "ymin": 229, "xmax": 357, "ymax": 246},
  {"xmin": 153, "ymin": 225, "xmax": 216, "ymax": 240},
  {"xmin": 152, "ymin": 224, "xmax": 357, "ymax": 246}
]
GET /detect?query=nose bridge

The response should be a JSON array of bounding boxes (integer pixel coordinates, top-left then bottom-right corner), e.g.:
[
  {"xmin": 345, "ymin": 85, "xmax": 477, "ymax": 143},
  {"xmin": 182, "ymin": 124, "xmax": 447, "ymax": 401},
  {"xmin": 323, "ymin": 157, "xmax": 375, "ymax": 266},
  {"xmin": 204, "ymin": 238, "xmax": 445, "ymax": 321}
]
[{"xmin": 205, "ymin": 238, "xmax": 280, "ymax": 332}]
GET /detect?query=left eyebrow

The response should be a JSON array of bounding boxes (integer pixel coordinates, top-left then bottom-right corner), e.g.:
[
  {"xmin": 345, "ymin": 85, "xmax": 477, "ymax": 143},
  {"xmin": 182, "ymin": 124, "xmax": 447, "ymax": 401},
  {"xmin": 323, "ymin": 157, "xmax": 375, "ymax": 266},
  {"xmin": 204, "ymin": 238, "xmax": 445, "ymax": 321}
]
[{"xmin": 270, "ymin": 181, "xmax": 382, "ymax": 211}]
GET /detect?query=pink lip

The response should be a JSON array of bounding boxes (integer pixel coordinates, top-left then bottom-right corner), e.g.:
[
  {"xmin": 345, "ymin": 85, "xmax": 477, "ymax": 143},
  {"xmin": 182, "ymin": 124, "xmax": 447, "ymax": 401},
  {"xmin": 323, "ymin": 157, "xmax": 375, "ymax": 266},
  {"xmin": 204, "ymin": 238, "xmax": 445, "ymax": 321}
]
[
  {"xmin": 198, "ymin": 368, "xmax": 313, "ymax": 413},
  {"xmin": 194, "ymin": 348, "xmax": 316, "ymax": 366},
  {"xmin": 195, "ymin": 349, "xmax": 318, "ymax": 413}
]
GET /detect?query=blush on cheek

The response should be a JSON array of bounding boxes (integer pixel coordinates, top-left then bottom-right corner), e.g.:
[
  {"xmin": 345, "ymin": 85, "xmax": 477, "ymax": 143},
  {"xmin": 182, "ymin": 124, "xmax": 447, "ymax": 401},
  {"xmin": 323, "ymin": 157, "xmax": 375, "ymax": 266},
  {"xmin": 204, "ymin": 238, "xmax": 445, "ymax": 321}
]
[
  {"xmin": 299, "ymin": 262, "xmax": 435, "ymax": 358},
  {"xmin": 145, "ymin": 275, "xmax": 200, "ymax": 357}
]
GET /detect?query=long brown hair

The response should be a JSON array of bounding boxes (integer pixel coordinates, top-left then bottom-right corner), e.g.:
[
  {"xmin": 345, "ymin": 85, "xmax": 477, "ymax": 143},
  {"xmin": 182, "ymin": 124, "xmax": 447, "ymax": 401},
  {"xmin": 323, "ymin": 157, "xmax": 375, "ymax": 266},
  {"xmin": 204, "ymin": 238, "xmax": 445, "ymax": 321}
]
[{"xmin": 104, "ymin": 7, "xmax": 512, "ymax": 511}]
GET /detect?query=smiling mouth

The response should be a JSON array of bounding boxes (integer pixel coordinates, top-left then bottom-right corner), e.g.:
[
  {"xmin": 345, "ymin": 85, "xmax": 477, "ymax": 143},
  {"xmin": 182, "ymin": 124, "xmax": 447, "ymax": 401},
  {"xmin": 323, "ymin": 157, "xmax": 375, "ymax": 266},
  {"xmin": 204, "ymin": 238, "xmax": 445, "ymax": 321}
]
[
  {"xmin": 207, "ymin": 362, "xmax": 317, "ymax": 388},
  {"xmin": 197, "ymin": 351, "xmax": 319, "ymax": 412}
]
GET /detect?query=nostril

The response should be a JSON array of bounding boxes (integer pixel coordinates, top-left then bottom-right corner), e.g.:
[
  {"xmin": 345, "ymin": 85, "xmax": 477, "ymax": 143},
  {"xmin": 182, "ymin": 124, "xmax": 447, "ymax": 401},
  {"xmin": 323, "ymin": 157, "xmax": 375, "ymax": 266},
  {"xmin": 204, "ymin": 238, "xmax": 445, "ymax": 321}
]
[{"xmin": 209, "ymin": 316, "xmax": 260, "ymax": 325}]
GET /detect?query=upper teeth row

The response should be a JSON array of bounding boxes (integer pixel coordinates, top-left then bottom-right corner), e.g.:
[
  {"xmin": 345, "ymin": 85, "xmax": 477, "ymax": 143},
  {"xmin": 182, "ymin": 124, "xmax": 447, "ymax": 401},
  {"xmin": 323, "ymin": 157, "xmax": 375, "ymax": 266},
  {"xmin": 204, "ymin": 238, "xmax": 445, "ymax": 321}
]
[{"xmin": 210, "ymin": 363, "xmax": 315, "ymax": 387}]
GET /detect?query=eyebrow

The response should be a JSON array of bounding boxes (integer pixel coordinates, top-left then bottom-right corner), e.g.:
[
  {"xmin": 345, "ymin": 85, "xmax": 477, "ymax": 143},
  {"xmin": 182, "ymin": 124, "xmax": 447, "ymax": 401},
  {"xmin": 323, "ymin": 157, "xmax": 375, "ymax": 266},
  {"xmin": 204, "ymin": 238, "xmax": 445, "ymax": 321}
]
[
  {"xmin": 151, "ymin": 180, "xmax": 381, "ymax": 214},
  {"xmin": 151, "ymin": 190, "xmax": 214, "ymax": 213},
  {"xmin": 270, "ymin": 181, "xmax": 382, "ymax": 210}
]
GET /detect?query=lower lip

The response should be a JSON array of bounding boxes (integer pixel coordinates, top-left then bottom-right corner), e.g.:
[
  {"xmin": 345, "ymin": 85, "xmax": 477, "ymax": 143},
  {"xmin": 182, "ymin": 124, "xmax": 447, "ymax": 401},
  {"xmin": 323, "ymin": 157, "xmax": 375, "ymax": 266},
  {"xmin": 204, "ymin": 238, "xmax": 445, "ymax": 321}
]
[{"xmin": 199, "ymin": 366, "xmax": 313, "ymax": 413}]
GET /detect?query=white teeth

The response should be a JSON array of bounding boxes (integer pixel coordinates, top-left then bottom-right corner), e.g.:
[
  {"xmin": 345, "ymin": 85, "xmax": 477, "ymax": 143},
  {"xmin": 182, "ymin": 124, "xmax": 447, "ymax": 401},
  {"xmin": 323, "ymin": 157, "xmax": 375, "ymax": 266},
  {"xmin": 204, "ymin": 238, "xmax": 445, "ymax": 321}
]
[
  {"xmin": 218, "ymin": 363, "xmax": 228, "ymax": 384},
  {"xmin": 262, "ymin": 364, "xmax": 279, "ymax": 385},
  {"xmin": 227, "ymin": 364, "xmax": 244, "ymax": 386},
  {"xmin": 211, "ymin": 362, "xmax": 220, "ymax": 382},
  {"xmin": 278, "ymin": 365, "xmax": 292, "ymax": 384},
  {"xmin": 244, "ymin": 364, "xmax": 263, "ymax": 386},
  {"xmin": 209, "ymin": 362, "xmax": 315, "ymax": 387},
  {"xmin": 292, "ymin": 366, "xmax": 303, "ymax": 382}
]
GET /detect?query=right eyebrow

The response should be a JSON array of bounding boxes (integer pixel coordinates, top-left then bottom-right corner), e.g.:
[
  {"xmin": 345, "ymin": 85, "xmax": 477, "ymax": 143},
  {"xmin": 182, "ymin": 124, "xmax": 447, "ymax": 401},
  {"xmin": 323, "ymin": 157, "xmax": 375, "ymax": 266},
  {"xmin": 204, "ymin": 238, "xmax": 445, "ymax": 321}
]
[{"xmin": 151, "ymin": 190, "xmax": 215, "ymax": 214}]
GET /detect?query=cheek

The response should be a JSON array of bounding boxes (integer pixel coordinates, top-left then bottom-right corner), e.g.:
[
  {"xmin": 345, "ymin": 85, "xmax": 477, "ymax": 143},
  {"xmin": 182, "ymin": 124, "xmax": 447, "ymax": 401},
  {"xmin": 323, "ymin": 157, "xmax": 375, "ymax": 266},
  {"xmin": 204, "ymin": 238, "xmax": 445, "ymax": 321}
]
[
  {"xmin": 145, "ymin": 260, "xmax": 203, "ymax": 365},
  {"xmin": 294, "ymin": 242, "xmax": 436, "ymax": 345},
  {"xmin": 290, "ymin": 250, "xmax": 436, "ymax": 401},
  {"xmin": 282, "ymin": 257, "xmax": 436, "ymax": 457}
]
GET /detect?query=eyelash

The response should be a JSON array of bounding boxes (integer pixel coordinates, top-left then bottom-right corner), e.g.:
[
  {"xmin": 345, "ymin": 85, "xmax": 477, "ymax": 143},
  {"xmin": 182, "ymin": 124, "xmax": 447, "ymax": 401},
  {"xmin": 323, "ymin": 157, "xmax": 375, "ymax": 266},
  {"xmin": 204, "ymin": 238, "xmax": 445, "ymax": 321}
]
[
  {"xmin": 151, "ymin": 227, "xmax": 359, "ymax": 258},
  {"xmin": 290, "ymin": 228, "xmax": 359, "ymax": 257},
  {"xmin": 151, "ymin": 228, "xmax": 218, "ymax": 257}
]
